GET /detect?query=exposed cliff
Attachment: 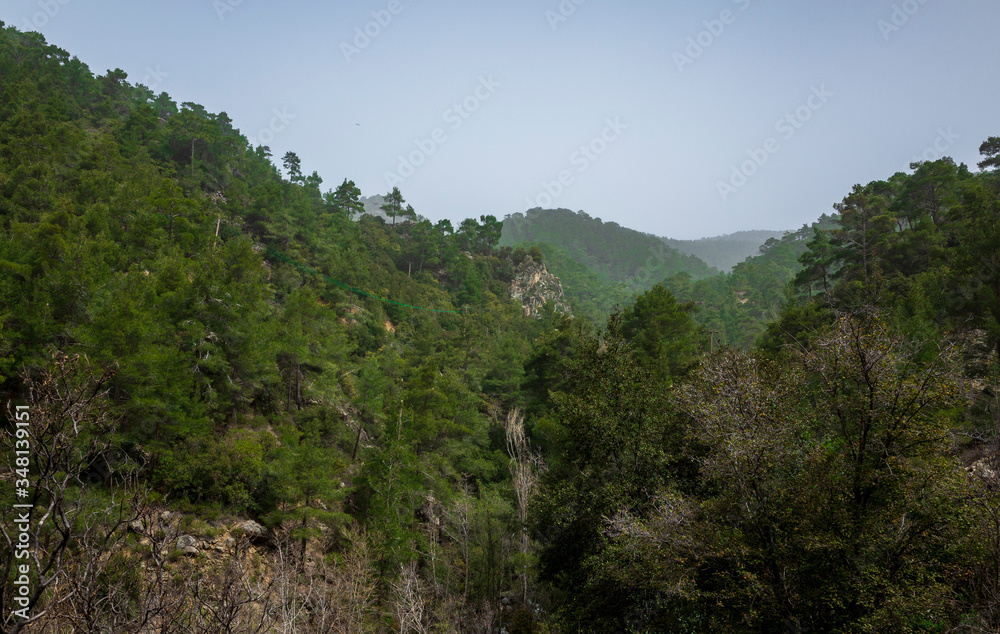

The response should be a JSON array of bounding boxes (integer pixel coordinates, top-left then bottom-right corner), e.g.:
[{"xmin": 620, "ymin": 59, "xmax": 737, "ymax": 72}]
[{"xmin": 510, "ymin": 255, "xmax": 572, "ymax": 318}]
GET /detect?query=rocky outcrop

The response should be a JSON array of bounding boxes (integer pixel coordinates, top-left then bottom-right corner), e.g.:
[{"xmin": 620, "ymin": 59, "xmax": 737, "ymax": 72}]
[
  {"xmin": 235, "ymin": 519, "xmax": 268, "ymax": 542},
  {"xmin": 968, "ymin": 455, "xmax": 1000, "ymax": 489},
  {"xmin": 510, "ymin": 256, "xmax": 572, "ymax": 318}
]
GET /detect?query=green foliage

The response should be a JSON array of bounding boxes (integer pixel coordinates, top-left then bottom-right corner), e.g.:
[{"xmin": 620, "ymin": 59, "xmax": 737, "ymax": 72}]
[
  {"xmin": 520, "ymin": 242, "xmax": 632, "ymax": 325},
  {"xmin": 5, "ymin": 24, "xmax": 1000, "ymax": 631},
  {"xmin": 662, "ymin": 214, "xmax": 839, "ymax": 348},
  {"xmin": 620, "ymin": 283, "xmax": 703, "ymax": 380},
  {"xmin": 532, "ymin": 313, "xmax": 681, "ymax": 629},
  {"xmin": 501, "ymin": 208, "xmax": 718, "ymax": 322}
]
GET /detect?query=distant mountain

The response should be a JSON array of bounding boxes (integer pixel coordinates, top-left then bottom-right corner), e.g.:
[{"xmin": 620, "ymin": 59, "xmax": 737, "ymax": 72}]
[
  {"xmin": 663, "ymin": 230, "xmax": 787, "ymax": 272},
  {"xmin": 501, "ymin": 208, "xmax": 720, "ymax": 323},
  {"xmin": 661, "ymin": 215, "xmax": 839, "ymax": 347},
  {"xmin": 501, "ymin": 208, "xmax": 718, "ymax": 288}
]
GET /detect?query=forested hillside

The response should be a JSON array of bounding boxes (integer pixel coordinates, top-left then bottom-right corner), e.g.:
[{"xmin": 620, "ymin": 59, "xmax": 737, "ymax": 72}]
[
  {"xmin": 501, "ymin": 207, "xmax": 718, "ymax": 286},
  {"xmin": 663, "ymin": 229, "xmax": 787, "ymax": 272},
  {"xmin": 0, "ymin": 24, "xmax": 553, "ymax": 631},
  {"xmin": 509, "ymin": 242, "xmax": 634, "ymax": 325},
  {"xmin": 662, "ymin": 215, "xmax": 839, "ymax": 348},
  {"xmin": 3, "ymin": 22, "xmax": 1000, "ymax": 633}
]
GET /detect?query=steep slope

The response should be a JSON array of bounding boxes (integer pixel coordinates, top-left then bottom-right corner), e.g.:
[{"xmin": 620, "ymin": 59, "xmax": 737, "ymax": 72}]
[
  {"xmin": 0, "ymin": 27, "xmax": 553, "ymax": 627},
  {"xmin": 510, "ymin": 254, "xmax": 573, "ymax": 317},
  {"xmin": 523, "ymin": 243, "xmax": 634, "ymax": 324}
]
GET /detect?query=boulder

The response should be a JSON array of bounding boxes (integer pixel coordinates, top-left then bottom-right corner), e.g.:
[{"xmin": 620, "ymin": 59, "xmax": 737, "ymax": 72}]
[
  {"xmin": 235, "ymin": 520, "xmax": 267, "ymax": 541},
  {"xmin": 176, "ymin": 535, "xmax": 198, "ymax": 551}
]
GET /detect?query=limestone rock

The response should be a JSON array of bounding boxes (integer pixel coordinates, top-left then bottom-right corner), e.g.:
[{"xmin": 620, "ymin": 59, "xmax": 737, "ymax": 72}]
[
  {"xmin": 968, "ymin": 456, "xmax": 1000, "ymax": 488},
  {"xmin": 510, "ymin": 255, "xmax": 572, "ymax": 318}
]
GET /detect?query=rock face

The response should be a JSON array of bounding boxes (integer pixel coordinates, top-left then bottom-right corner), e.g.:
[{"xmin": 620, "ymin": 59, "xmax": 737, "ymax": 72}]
[
  {"xmin": 510, "ymin": 255, "xmax": 572, "ymax": 318},
  {"xmin": 968, "ymin": 456, "xmax": 1000, "ymax": 489}
]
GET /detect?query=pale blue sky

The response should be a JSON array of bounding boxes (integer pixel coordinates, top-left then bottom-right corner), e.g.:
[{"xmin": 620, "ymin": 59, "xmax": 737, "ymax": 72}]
[{"xmin": 5, "ymin": 0, "xmax": 998, "ymax": 239}]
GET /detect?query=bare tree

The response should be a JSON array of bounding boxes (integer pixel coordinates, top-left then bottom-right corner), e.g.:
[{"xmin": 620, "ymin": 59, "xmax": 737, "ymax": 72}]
[
  {"xmin": 0, "ymin": 353, "xmax": 152, "ymax": 632},
  {"xmin": 187, "ymin": 540, "xmax": 275, "ymax": 633},
  {"xmin": 271, "ymin": 527, "xmax": 316, "ymax": 633},
  {"xmin": 391, "ymin": 561, "xmax": 428, "ymax": 633},
  {"xmin": 502, "ymin": 408, "xmax": 544, "ymax": 604},
  {"xmin": 442, "ymin": 488, "xmax": 474, "ymax": 601},
  {"xmin": 319, "ymin": 528, "xmax": 378, "ymax": 633}
]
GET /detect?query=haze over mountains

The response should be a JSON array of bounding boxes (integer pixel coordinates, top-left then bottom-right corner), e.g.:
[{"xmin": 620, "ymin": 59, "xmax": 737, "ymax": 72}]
[
  {"xmin": 500, "ymin": 208, "xmax": 719, "ymax": 283},
  {"xmin": 358, "ymin": 198, "xmax": 786, "ymax": 275},
  {"xmin": 663, "ymin": 230, "xmax": 787, "ymax": 272},
  {"xmin": 4, "ymin": 19, "xmax": 1000, "ymax": 633},
  {"xmin": 499, "ymin": 207, "xmax": 788, "ymax": 278}
]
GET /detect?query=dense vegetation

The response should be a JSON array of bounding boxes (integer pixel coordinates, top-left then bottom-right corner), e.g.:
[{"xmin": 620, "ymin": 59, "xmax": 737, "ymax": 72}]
[
  {"xmin": 663, "ymin": 229, "xmax": 786, "ymax": 273},
  {"xmin": 0, "ymin": 24, "xmax": 545, "ymax": 631},
  {"xmin": 502, "ymin": 208, "xmax": 718, "ymax": 285},
  {"xmin": 510, "ymin": 241, "xmax": 634, "ymax": 325},
  {"xmin": 2, "ymin": 23, "xmax": 1000, "ymax": 633},
  {"xmin": 662, "ymin": 214, "xmax": 839, "ymax": 348}
]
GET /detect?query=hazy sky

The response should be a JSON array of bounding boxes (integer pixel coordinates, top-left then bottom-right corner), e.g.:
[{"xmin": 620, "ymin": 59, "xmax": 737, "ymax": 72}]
[{"xmin": 5, "ymin": 0, "xmax": 998, "ymax": 239}]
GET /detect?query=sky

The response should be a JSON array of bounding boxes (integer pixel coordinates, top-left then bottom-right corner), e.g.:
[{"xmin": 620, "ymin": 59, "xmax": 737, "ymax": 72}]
[{"xmin": 4, "ymin": 0, "xmax": 999, "ymax": 239}]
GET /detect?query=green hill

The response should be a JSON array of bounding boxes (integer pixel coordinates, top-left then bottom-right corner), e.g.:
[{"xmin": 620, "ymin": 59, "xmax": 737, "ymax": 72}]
[
  {"xmin": 662, "ymin": 215, "xmax": 838, "ymax": 347},
  {"xmin": 501, "ymin": 208, "xmax": 718, "ymax": 322},
  {"xmin": 663, "ymin": 229, "xmax": 787, "ymax": 272},
  {"xmin": 3, "ymin": 21, "xmax": 1000, "ymax": 633},
  {"xmin": 513, "ymin": 242, "xmax": 634, "ymax": 324},
  {"xmin": 0, "ymin": 25, "xmax": 556, "ymax": 627},
  {"xmin": 501, "ymin": 208, "xmax": 718, "ymax": 286}
]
